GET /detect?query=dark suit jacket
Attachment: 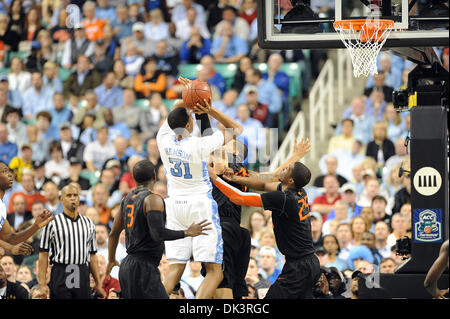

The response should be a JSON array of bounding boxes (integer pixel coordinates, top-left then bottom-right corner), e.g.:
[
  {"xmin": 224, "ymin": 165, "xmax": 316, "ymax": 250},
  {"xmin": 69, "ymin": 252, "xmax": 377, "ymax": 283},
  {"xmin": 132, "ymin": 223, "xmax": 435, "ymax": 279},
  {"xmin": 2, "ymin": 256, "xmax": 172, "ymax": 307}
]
[
  {"xmin": 6, "ymin": 211, "xmax": 33, "ymax": 230},
  {"xmin": 3, "ymin": 281, "xmax": 29, "ymax": 299},
  {"xmin": 366, "ymin": 139, "xmax": 396, "ymax": 163},
  {"xmin": 63, "ymin": 69, "xmax": 102, "ymax": 98}
]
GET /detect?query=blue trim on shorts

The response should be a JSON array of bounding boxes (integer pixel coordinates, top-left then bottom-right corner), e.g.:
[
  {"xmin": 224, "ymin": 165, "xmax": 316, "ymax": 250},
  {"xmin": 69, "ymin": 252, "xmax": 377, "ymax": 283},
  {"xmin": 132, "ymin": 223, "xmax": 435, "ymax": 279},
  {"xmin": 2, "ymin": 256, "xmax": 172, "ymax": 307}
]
[{"xmin": 208, "ymin": 191, "xmax": 223, "ymax": 264}]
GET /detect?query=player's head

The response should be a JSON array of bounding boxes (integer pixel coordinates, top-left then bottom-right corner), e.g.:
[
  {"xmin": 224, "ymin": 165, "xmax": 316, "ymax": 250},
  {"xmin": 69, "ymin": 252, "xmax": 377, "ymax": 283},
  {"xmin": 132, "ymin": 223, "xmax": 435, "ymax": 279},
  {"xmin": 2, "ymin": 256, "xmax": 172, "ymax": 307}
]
[
  {"xmin": 279, "ymin": 162, "xmax": 311, "ymax": 189},
  {"xmin": 0, "ymin": 161, "xmax": 13, "ymax": 191},
  {"xmin": 133, "ymin": 159, "xmax": 156, "ymax": 186},
  {"xmin": 167, "ymin": 104, "xmax": 194, "ymax": 136},
  {"xmin": 61, "ymin": 184, "xmax": 80, "ymax": 212},
  {"xmin": 225, "ymin": 138, "xmax": 248, "ymax": 163}
]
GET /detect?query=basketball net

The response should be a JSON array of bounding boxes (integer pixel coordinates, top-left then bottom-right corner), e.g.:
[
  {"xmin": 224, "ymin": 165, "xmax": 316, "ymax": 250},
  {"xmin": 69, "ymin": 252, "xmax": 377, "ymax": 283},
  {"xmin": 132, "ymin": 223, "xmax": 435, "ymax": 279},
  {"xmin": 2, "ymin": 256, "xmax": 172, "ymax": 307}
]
[{"xmin": 334, "ymin": 5, "xmax": 395, "ymax": 77}]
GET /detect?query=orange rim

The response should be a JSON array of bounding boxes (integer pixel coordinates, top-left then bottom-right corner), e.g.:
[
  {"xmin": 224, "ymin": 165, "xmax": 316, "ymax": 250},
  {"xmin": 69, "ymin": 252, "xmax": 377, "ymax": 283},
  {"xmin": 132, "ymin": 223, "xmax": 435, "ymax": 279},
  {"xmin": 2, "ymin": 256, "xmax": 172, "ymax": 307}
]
[{"xmin": 334, "ymin": 19, "xmax": 394, "ymax": 42}]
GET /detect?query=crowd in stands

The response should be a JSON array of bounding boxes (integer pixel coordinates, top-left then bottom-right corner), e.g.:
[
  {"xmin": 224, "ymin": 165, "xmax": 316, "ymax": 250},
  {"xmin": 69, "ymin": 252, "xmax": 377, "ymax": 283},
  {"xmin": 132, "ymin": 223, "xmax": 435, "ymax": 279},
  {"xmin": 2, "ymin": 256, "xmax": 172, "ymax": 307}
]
[{"xmin": 0, "ymin": 0, "xmax": 448, "ymax": 299}]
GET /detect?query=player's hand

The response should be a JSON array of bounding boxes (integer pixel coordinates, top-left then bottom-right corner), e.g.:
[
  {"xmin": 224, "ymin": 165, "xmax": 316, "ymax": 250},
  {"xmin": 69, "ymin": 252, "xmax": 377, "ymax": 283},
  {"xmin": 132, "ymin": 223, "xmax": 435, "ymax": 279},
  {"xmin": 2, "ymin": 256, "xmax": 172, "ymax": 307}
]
[
  {"xmin": 178, "ymin": 76, "xmax": 191, "ymax": 87},
  {"xmin": 207, "ymin": 162, "xmax": 218, "ymax": 182},
  {"xmin": 185, "ymin": 219, "xmax": 212, "ymax": 237},
  {"xmin": 292, "ymin": 137, "xmax": 311, "ymax": 159},
  {"xmin": 96, "ymin": 284, "xmax": 107, "ymax": 299},
  {"xmin": 106, "ymin": 260, "xmax": 120, "ymax": 279},
  {"xmin": 193, "ymin": 98, "xmax": 213, "ymax": 115},
  {"xmin": 434, "ymin": 288, "xmax": 449, "ymax": 299},
  {"xmin": 10, "ymin": 242, "xmax": 33, "ymax": 256},
  {"xmin": 108, "ymin": 288, "xmax": 119, "ymax": 299},
  {"xmin": 222, "ymin": 168, "xmax": 235, "ymax": 182},
  {"xmin": 34, "ymin": 209, "xmax": 54, "ymax": 229}
]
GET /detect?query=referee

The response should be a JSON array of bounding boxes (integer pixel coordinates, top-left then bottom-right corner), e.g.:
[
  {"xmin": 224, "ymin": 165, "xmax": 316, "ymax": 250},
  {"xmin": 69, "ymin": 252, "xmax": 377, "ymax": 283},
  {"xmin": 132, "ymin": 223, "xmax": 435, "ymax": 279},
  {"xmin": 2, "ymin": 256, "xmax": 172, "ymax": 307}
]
[{"xmin": 38, "ymin": 184, "xmax": 106, "ymax": 299}]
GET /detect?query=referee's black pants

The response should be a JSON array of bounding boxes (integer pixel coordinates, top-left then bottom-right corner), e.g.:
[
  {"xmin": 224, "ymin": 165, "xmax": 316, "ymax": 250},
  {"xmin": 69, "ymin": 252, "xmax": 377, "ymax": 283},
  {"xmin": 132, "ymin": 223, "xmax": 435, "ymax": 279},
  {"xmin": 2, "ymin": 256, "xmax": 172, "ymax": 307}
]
[
  {"xmin": 265, "ymin": 253, "xmax": 320, "ymax": 299},
  {"xmin": 49, "ymin": 263, "xmax": 91, "ymax": 299}
]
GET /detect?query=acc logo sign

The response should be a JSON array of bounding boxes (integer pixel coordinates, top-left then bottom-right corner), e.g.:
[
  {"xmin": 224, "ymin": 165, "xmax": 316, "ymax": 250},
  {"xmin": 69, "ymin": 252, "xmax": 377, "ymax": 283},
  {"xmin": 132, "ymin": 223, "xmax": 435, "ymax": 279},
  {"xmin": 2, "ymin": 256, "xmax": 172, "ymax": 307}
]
[
  {"xmin": 413, "ymin": 167, "xmax": 442, "ymax": 196},
  {"xmin": 413, "ymin": 209, "xmax": 442, "ymax": 243}
]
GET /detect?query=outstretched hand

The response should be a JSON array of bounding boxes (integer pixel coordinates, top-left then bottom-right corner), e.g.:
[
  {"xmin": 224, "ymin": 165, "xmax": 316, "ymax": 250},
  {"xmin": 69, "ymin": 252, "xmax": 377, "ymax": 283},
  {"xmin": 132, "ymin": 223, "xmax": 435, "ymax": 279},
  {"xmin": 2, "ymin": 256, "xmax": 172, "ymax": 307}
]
[
  {"xmin": 185, "ymin": 219, "xmax": 212, "ymax": 237},
  {"xmin": 11, "ymin": 242, "xmax": 33, "ymax": 256},
  {"xmin": 292, "ymin": 137, "xmax": 311, "ymax": 159},
  {"xmin": 178, "ymin": 76, "xmax": 191, "ymax": 87},
  {"xmin": 34, "ymin": 209, "xmax": 54, "ymax": 229}
]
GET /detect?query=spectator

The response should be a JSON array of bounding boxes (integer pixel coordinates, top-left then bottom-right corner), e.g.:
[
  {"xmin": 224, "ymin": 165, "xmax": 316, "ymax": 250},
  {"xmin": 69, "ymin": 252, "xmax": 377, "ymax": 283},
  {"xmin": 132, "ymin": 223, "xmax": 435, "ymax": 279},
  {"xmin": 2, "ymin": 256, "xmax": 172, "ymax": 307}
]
[
  {"xmin": 24, "ymin": 72, "xmax": 55, "ymax": 120},
  {"xmin": 96, "ymin": 254, "xmax": 120, "ymax": 299},
  {"xmin": 182, "ymin": 260, "xmax": 204, "ymax": 295},
  {"xmin": 214, "ymin": 5, "xmax": 249, "ymax": 41},
  {"xmin": 21, "ymin": 6, "xmax": 42, "ymax": 42},
  {"xmin": 61, "ymin": 24, "xmax": 95, "ymax": 70},
  {"xmin": 248, "ymin": 210, "xmax": 266, "ymax": 241},
  {"xmin": 48, "ymin": 94, "xmax": 71, "ymax": 131},
  {"xmin": 258, "ymin": 246, "xmax": 281, "ymax": 284},
  {"xmin": 35, "ymin": 111, "xmax": 59, "ymax": 147},
  {"xmin": 112, "ymin": 89, "xmax": 140, "ymax": 132},
  {"xmin": 379, "ymin": 257, "xmax": 396, "ymax": 274},
  {"xmin": 32, "ymin": 160, "xmax": 50, "ymax": 192},
  {"xmin": 364, "ymin": 72, "xmax": 394, "ymax": 103},
  {"xmin": 82, "ymin": 1, "xmax": 105, "ymax": 42},
  {"xmin": 48, "ymin": 5, "xmax": 71, "ymax": 44},
  {"xmin": 5, "ymin": 108, "xmax": 26, "ymax": 150},
  {"xmin": 212, "ymin": 89, "xmax": 238, "ymax": 126},
  {"xmin": 102, "ymin": 108, "xmax": 131, "ymax": 141},
  {"xmin": 144, "ymin": 8, "xmax": 169, "ymax": 42},
  {"xmin": 311, "ymin": 175, "xmax": 342, "ymax": 220},
  {"xmin": 360, "ymin": 206, "xmax": 375, "ymax": 233},
  {"xmin": 335, "ymin": 223, "xmax": 354, "ymax": 261},
  {"xmin": 92, "ymin": 183, "xmax": 112, "ymax": 225},
  {"xmin": 383, "ymin": 138, "xmax": 408, "ymax": 185},
  {"xmin": 0, "ymin": 12, "xmax": 20, "ymax": 54},
  {"xmin": 166, "ymin": 22, "xmax": 184, "ymax": 56},
  {"xmin": 73, "ymin": 91, "xmax": 108, "ymax": 129},
  {"xmin": 387, "ymin": 213, "xmax": 408, "ymax": 248},
  {"xmin": 366, "ymin": 121, "xmax": 396, "ymax": 166},
  {"xmin": 357, "ymin": 176, "xmax": 382, "ymax": 208},
  {"xmin": 111, "ymin": 5, "xmax": 133, "ymax": 40},
  {"xmin": 119, "ymin": 155, "xmax": 143, "ymax": 195},
  {"xmin": 340, "ymin": 96, "xmax": 375, "ymax": 144},
  {"xmin": 237, "ymin": 68, "xmax": 282, "ymax": 127},
  {"xmin": 16, "ymin": 265, "xmax": 34, "ymax": 289},
  {"xmin": 9, "ymin": 144, "xmax": 33, "ymax": 182},
  {"xmin": 29, "ymin": 284, "xmax": 50, "ymax": 299},
  {"xmin": 348, "ymin": 245, "xmax": 374, "ymax": 271},
  {"xmin": 374, "ymin": 221, "xmax": 392, "ymax": 259},
  {"xmin": 43, "ymin": 180, "xmax": 64, "ymax": 215},
  {"xmin": 322, "ymin": 234, "xmax": 348, "ymax": 271},
  {"xmin": 41, "ymin": 61, "xmax": 63, "ymax": 95},
  {"xmin": 113, "ymin": 59, "xmax": 135, "ymax": 90},
  {"xmin": 153, "ymin": 39, "xmax": 179, "ymax": 78},
  {"xmin": 323, "ymin": 201, "xmax": 351, "ymax": 234},
  {"xmin": 121, "ymin": 42, "xmax": 145, "ymax": 77},
  {"xmin": 328, "ymin": 119, "xmax": 355, "ymax": 154},
  {"xmin": 371, "ymin": 195, "xmax": 391, "ymax": 224},
  {"xmin": 180, "ymin": 25, "xmax": 212, "ymax": 64},
  {"xmin": 0, "ymin": 74, "xmax": 23, "ymax": 109},
  {"xmin": 239, "ymin": 0, "xmax": 257, "ymax": 25},
  {"xmin": 44, "ymin": 141, "xmax": 70, "ymax": 185},
  {"xmin": 0, "ymin": 90, "xmax": 15, "ymax": 125},
  {"xmin": 7, "ymin": 193, "xmax": 32, "ymax": 230},
  {"xmin": 350, "ymin": 216, "xmax": 368, "ymax": 247},
  {"xmin": 310, "ymin": 211, "xmax": 324, "ymax": 249},
  {"xmin": 94, "ymin": 72, "xmax": 124, "ymax": 110},
  {"xmin": 63, "ymin": 55, "xmax": 102, "ymax": 99},
  {"xmin": 315, "ymin": 246, "xmax": 329, "ymax": 267},
  {"xmin": 383, "ymin": 103, "xmax": 407, "ymax": 143},
  {"xmin": 90, "ymin": 39, "xmax": 114, "ymax": 76},
  {"xmin": 212, "ymin": 21, "xmax": 248, "ymax": 64},
  {"xmin": 83, "ymin": 126, "xmax": 115, "ymax": 172},
  {"xmin": 59, "ymin": 157, "xmax": 91, "ymax": 191},
  {"xmin": 59, "ymin": 122, "xmax": 85, "ymax": 163},
  {"xmin": 0, "ymin": 122, "xmax": 17, "ymax": 164},
  {"xmin": 121, "ymin": 22, "xmax": 156, "ymax": 59},
  {"xmin": 176, "ymin": 7, "xmax": 210, "ymax": 41},
  {"xmin": 392, "ymin": 162, "xmax": 411, "ymax": 214},
  {"xmin": 235, "ymin": 104, "xmax": 265, "ymax": 165},
  {"xmin": 199, "ymin": 55, "xmax": 226, "ymax": 96},
  {"xmin": 95, "ymin": 0, "xmax": 115, "ymax": 22},
  {"xmin": 206, "ymin": 0, "xmax": 228, "ymax": 32},
  {"xmin": 232, "ymin": 56, "xmax": 251, "ymax": 92},
  {"xmin": 7, "ymin": 56, "xmax": 31, "ymax": 94},
  {"xmin": 97, "ymin": 168, "xmax": 123, "ymax": 208},
  {"xmin": 8, "ymin": 171, "xmax": 47, "ymax": 212},
  {"xmin": 399, "ymin": 202, "xmax": 412, "ymax": 234},
  {"xmin": 95, "ymin": 223, "xmax": 109, "ymax": 260},
  {"xmin": 145, "ymin": 138, "xmax": 162, "ymax": 170},
  {"xmin": 365, "ymin": 89, "xmax": 387, "ymax": 122},
  {"xmin": 171, "ymin": 0, "xmax": 206, "ymax": 26},
  {"xmin": 134, "ymin": 57, "xmax": 167, "ymax": 99},
  {"xmin": 327, "ymin": 183, "xmax": 362, "ymax": 221},
  {"xmin": 360, "ymin": 231, "xmax": 382, "ymax": 265},
  {"xmin": 314, "ymin": 156, "xmax": 348, "ymax": 187},
  {"xmin": 0, "ymin": 263, "xmax": 28, "ymax": 299},
  {"xmin": 244, "ymin": 85, "xmax": 269, "ymax": 125},
  {"xmin": 105, "ymin": 136, "xmax": 129, "ymax": 173},
  {"xmin": 77, "ymin": 112, "xmax": 97, "ymax": 146}
]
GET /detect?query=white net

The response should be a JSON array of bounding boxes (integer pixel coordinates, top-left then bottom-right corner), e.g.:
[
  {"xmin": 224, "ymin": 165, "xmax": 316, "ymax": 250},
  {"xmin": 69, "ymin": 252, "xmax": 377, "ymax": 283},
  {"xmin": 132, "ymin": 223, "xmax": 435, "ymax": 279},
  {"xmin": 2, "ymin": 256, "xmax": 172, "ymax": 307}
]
[{"xmin": 334, "ymin": 19, "xmax": 394, "ymax": 77}]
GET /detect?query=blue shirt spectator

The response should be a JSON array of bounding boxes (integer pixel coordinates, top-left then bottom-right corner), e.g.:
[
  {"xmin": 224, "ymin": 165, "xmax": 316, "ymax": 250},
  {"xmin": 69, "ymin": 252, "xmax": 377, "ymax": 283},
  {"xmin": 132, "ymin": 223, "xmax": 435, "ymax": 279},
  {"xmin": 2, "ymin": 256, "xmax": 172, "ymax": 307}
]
[
  {"xmin": 0, "ymin": 124, "xmax": 18, "ymax": 165},
  {"xmin": 235, "ymin": 104, "xmax": 265, "ymax": 165},
  {"xmin": 340, "ymin": 97, "xmax": 375, "ymax": 144},
  {"xmin": 50, "ymin": 93, "xmax": 73, "ymax": 129},
  {"xmin": 211, "ymin": 34, "xmax": 248, "ymax": 60},
  {"xmin": 43, "ymin": 74, "xmax": 63, "ymax": 94},
  {"xmin": 111, "ymin": 5, "xmax": 134, "ymax": 40},
  {"xmin": 22, "ymin": 73, "xmax": 55, "ymax": 119},
  {"xmin": 95, "ymin": 1, "xmax": 116, "ymax": 22},
  {"xmin": 94, "ymin": 77, "xmax": 124, "ymax": 110},
  {"xmin": 6, "ymin": 89, "xmax": 23, "ymax": 108},
  {"xmin": 237, "ymin": 76, "xmax": 282, "ymax": 114},
  {"xmin": 180, "ymin": 38, "xmax": 212, "ymax": 64}
]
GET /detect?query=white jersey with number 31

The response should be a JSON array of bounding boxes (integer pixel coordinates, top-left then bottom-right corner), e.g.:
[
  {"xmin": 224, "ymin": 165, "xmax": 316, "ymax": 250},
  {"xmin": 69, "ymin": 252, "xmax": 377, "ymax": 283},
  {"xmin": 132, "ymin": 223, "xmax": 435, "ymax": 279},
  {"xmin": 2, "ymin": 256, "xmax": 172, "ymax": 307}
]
[{"xmin": 156, "ymin": 119, "xmax": 224, "ymax": 197}]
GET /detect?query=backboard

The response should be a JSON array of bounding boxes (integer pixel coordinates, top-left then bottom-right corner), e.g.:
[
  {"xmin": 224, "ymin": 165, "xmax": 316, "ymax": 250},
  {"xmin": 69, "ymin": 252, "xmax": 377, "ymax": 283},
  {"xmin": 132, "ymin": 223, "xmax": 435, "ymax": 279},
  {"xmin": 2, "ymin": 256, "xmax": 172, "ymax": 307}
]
[{"xmin": 257, "ymin": 0, "xmax": 449, "ymax": 49}]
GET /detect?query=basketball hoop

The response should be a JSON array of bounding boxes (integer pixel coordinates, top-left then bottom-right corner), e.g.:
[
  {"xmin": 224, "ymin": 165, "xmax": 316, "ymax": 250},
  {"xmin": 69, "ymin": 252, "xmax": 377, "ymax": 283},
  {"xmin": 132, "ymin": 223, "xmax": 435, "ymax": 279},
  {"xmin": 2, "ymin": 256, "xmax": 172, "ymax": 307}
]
[{"xmin": 334, "ymin": 19, "xmax": 395, "ymax": 77}]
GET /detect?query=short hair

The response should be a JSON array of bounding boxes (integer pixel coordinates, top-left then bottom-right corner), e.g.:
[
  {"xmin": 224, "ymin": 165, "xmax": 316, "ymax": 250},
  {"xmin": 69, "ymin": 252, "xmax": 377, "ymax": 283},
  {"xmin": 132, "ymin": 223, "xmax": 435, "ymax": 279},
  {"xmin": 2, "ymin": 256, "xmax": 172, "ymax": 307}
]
[
  {"xmin": 223, "ymin": 5, "xmax": 238, "ymax": 14},
  {"xmin": 372, "ymin": 195, "xmax": 387, "ymax": 205},
  {"xmin": 341, "ymin": 118, "xmax": 354, "ymax": 126},
  {"xmin": 49, "ymin": 141, "xmax": 63, "ymax": 153},
  {"xmin": 132, "ymin": 159, "xmax": 156, "ymax": 184},
  {"xmin": 36, "ymin": 111, "xmax": 52, "ymax": 122},
  {"xmin": 167, "ymin": 107, "xmax": 190, "ymax": 131},
  {"xmin": 380, "ymin": 257, "xmax": 395, "ymax": 265},
  {"xmin": 291, "ymin": 162, "xmax": 311, "ymax": 189},
  {"xmin": 251, "ymin": 68, "xmax": 262, "ymax": 79}
]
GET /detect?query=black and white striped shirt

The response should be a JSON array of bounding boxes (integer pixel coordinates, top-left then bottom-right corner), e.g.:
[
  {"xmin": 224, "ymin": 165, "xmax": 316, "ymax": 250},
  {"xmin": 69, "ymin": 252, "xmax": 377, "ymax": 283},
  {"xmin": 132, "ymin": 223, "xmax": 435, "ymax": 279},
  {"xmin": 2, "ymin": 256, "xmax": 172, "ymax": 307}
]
[{"xmin": 40, "ymin": 213, "xmax": 97, "ymax": 265}]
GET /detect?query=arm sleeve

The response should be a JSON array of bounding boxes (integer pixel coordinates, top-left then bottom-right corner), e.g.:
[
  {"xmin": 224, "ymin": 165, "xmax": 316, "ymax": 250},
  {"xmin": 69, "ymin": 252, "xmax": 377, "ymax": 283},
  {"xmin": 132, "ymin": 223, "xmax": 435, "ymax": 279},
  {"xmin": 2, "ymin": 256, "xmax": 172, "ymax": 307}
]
[
  {"xmin": 146, "ymin": 210, "xmax": 185, "ymax": 242},
  {"xmin": 195, "ymin": 113, "xmax": 213, "ymax": 136},
  {"xmin": 213, "ymin": 177, "xmax": 262, "ymax": 207}
]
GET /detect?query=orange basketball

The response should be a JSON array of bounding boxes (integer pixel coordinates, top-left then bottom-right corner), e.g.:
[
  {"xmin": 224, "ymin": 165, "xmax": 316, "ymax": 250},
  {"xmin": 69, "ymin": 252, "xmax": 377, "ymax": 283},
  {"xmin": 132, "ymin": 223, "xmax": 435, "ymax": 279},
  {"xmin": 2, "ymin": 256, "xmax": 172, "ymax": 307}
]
[{"xmin": 182, "ymin": 80, "xmax": 212, "ymax": 110}]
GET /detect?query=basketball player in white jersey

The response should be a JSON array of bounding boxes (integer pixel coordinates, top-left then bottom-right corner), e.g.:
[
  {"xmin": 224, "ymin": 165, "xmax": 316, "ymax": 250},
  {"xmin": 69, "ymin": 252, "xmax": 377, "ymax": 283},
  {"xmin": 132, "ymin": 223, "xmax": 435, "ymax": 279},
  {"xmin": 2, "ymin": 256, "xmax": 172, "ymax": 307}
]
[
  {"xmin": 158, "ymin": 84, "xmax": 243, "ymax": 299},
  {"xmin": 0, "ymin": 162, "xmax": 53, "ymax": 255}
]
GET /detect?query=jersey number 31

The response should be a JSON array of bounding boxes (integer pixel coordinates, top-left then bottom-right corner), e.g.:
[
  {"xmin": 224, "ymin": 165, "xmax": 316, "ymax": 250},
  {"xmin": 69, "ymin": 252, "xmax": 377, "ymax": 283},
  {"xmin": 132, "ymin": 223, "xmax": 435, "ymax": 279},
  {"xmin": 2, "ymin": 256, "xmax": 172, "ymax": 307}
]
[{"xmin": 169, "ymin": 157, "xmax": 192, "ymax": 179}]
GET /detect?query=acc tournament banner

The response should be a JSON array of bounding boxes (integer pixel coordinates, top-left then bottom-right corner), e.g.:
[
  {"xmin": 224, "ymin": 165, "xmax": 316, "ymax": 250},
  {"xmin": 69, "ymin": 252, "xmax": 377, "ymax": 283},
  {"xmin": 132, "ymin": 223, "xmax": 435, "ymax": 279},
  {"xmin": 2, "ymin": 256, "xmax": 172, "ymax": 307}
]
[{"xmin": 413, "ymin": 208, "xmax": 443, "ymax": 243}]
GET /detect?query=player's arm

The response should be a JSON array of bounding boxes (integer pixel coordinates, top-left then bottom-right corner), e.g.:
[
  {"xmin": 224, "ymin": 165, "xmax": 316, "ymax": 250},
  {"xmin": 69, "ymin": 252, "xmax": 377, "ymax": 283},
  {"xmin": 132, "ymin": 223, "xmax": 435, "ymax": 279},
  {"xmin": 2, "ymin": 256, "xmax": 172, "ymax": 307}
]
[
  {"xmin": 424, "ymin": 240, "xmax": 449, "ymax": 298},
  {"xmin": 0, "ymin": 240, "xmax": 33, "ymax": 255},
  {"xmin": 222, "ymin": 169, "xmax": 279, "ymax": 192},
  {"xmin": 144, "ymin": 194, "xmax": 211, "ymax": 241},
  {"xmin": 89, "ymin": 254, "xmax": 107, "ymax": 298},
  {"xmin": 106, "ymin": 201, "xmax": 124, "ymax": 277},
  {"xmin": 0, "ymin": 210, "xmax": 54, "ymax": 245},
  {"xmin": 37, "ymin": 251, "xmax": 49, "ymax": 287}
]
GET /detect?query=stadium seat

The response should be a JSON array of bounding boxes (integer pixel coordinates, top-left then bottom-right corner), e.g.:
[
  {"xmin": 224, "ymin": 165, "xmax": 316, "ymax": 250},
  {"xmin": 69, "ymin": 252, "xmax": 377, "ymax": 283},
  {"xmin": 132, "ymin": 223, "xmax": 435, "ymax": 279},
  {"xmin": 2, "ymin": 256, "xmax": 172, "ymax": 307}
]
[
  {"xmin": 279, "ymin": 62, "xmax": 302, "ymax": 98},
  {"xmin": 135, "ymin": 99, "xmax": 150, "ymax": 109},
  {"xmin": 80, "ymin": 171, "xmax": 99, "ymax": 186},
  {"xmin": 0, "ymin": 68, "xmax": 10, "ymax": 74},
  {"xmin": 163, "ymin": 99, "xmax": 177, "ymax": 111},
  {"xmin": 59, "ymin": 68, "xmax": 73, "ymax": 81},
  {"xmin": 178, "ymin": 64, "xmax": 201, "ymax": 79},
  {"xmin": 5, "ymin": 51, "xmax": 30, "ymax": 67},
  {"xmin": 214, "ymin": 63, "xmax": 237, "ymax": 89}
]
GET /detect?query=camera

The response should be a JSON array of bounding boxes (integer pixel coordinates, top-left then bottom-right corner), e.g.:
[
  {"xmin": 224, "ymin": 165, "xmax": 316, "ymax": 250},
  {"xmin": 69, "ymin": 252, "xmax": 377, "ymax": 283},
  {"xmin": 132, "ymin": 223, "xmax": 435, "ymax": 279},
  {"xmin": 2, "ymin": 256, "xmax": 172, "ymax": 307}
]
[
  {"xmin": 395, "ymin": 236, "xmax": 412, "ymax": 259},
  {"xmin": 392, "ymin": 90, "xmax": 410, "ymax": 110}
]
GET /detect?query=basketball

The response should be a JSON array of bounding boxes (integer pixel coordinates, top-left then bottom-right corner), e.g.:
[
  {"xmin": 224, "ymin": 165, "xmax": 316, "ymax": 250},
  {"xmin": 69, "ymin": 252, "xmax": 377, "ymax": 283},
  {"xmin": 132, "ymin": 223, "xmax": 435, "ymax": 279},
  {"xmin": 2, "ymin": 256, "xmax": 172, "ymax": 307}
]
[{"xmin": 182, "ymin": 80, "xmax": 212, "ymax": 109}]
